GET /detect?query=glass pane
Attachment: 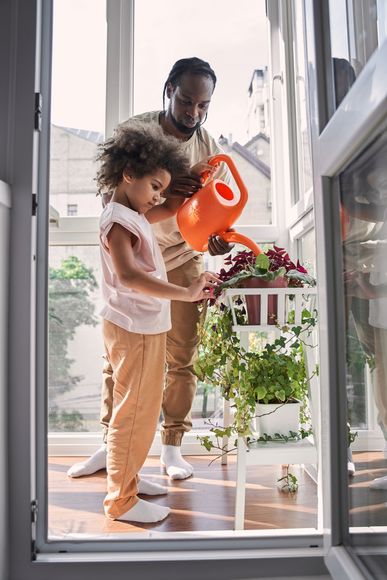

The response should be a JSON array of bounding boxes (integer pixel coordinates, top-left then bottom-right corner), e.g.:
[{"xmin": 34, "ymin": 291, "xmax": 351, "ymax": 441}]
[
  {"xmin": 133, "ymin": 0, "xmax": 272, "ymax": 226},
  {"xmin": 297, "ymin": 226, "xmax": 316, "ymax": 278},
  {"xmin": 50, "ymin": 0, "xmax": 106, "ymax": 219},
  {"xmin": 48, "ymin": 0, "xmax": 107, "ymax": 434},
  {"xmin": 330, "ymin": 0, "xmax": 385, "ymax": 111},
  {"xmin": 48, "ymin": 246, "xmax": 103, "ymax": 432},
  {"xmin": 340, "ymin": 130, "xmax": 387, "ymax": 532},
  {"xmin": 292, "ymin": 0, "xmax": 313, "ymax": 202}
]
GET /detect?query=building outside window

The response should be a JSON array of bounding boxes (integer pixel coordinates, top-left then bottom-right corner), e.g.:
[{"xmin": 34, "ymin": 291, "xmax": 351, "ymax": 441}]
[{"xmin": 66, "ymin": 203, "xmax": 78, "ymax": 216}]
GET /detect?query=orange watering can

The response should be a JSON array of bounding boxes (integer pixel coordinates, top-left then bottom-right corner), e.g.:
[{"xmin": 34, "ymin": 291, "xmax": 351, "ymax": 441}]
[{"xmin": 177, "ymin": 154, "xmax": 261, "ymax": 255}]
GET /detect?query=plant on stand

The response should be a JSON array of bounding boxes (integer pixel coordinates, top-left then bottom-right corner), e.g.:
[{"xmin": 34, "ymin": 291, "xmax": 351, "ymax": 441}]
[{"xmin": 195, "ymin": 247, "xmax": 317, "ymax": 492}]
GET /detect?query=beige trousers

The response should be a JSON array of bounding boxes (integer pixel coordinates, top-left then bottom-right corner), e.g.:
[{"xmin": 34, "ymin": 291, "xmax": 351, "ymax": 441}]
[
  {"xmin": 102, "ymin": 319, "xmax": 166, "ymax": 519},
  {"xmin": 100, "ymin": 255, "xmax": 203, "ymax": 447}
]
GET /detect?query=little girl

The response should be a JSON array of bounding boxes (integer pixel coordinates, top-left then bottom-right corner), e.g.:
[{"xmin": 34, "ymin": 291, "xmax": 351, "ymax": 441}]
[{"xmin": 96, "ymin": 122, "xmax": 218, "ymax": 523}]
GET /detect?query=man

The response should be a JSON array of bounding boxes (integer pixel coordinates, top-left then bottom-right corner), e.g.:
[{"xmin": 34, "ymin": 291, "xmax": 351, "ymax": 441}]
[{"xmin": 68, "ymin": 57, "xmax": 231, "ymax": 480}]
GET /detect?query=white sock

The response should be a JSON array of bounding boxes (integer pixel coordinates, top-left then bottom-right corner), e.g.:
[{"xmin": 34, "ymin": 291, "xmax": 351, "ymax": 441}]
[
  {"xmin": 115, "ymin": 498, "xmax": 170, "ymax": 523},
  {"xmin": 370, "ymin": 475, "xmax": 387, "ymax": 490},
  {"xmin": 138, "ymin": 479, "xmax": 167, "ymax": 495},
  {"xmin": 67, "ymin": 444, "xmax": 107, "ymax": 478},
  {"xmin": 160, "ymin": 445, "xmax": 193, "ymax": 480}
]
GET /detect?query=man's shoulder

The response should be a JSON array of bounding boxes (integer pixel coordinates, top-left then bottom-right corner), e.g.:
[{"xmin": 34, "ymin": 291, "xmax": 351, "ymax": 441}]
[
  {"xmin": 125, "ymin": 111, "xmax": 161, "ymax": 125},
  {"xmin": 195, "ymin": 126, "xmax": 223, "ymax": 155}
]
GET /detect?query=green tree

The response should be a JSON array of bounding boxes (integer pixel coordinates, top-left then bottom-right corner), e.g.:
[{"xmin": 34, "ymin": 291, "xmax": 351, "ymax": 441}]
[{"xmin": 49, "ymin": 255, "xmax": 98, "ymax": 430}]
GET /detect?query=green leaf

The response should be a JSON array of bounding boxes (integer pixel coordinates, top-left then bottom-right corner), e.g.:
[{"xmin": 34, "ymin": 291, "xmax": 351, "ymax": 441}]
[
  {"xmin": 255, "ymin": 253, "xmax": 270, "ymax": 271},
  {"xmin": 256, "ymin": 386, "xmax": 267, "ymax": 400},
  {"xmin": 275, "ymin": 389, "xmax": 286, "ymax": 401}
]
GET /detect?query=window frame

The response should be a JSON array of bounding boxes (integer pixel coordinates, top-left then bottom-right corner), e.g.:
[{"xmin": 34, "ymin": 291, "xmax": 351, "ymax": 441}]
[
  {"xmin": 304, "ymin": 0, "xmax": 387, "ymax": 577},
  {"xmin": 8, "ymin": 0, "xmax": 330, "ymax": 577}
]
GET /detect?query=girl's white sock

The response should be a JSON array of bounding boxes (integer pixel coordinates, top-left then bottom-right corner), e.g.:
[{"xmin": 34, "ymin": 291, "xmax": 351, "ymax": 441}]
[
  {"xmin": 138, "ymin": 479, "xmax": 167, "ymax": 495},
  {"xmin": 116, "ymin": 498, "xmax": 170, "ymax": 523}
]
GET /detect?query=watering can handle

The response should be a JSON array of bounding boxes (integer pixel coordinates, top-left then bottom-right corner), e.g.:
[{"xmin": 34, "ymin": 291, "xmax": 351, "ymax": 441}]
[
  {"xmin": 221, "ymin": 230, "xmax": 262, "ymax": 256},
  {"xmin": 201, "ymin": 154, "xmax": 249, "ymax": 207}
]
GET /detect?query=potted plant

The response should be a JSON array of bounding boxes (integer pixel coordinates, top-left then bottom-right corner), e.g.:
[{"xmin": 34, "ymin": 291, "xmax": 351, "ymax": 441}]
[
  {"xmin": 195, "ymin": 302, "xmax": 317, "ymax": 442},
  {"xmin": 195, "ymin": 246, "xmax": 318, "ymax": 471},
  {"xmin": 215, "ymin": 247, "xmax": 315, "ymax": 324}
]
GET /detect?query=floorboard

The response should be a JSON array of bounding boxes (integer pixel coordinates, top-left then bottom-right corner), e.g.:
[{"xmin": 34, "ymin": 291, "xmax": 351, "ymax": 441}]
[{"xmin": 48, "ymin": 455, "xmax": 318, "ymax": 538}]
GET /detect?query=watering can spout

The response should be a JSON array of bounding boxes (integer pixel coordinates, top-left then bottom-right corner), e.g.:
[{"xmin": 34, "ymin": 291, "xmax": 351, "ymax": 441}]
[
  {"xmin": 221, "ymin": 231, "xmax": 261, "ymax": 256},
  {"xmin": 176, "ymin": 154, "xmax": 261, "ymax": 256}
]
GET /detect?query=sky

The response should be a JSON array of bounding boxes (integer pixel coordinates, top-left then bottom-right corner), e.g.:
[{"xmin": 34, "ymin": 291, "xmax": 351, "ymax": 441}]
[{"xmin": 51, "ymin": 0, "xmax": 269, "ymax": 144}]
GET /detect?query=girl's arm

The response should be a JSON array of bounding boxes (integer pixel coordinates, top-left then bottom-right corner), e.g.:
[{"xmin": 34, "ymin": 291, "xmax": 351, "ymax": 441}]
[{"xmin": 107, "ymin": 223, "xmax": 219, "ymax": 301}]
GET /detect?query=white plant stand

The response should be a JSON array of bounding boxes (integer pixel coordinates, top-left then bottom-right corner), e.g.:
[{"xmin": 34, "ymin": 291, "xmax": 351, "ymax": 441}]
[{"xmin": 222, "ymin": 287, "xmax": 321, "ymax": 531}]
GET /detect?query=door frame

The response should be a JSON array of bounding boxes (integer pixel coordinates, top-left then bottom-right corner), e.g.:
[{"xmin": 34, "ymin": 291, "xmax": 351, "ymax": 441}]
[{"xmin": 305, "ymin": 0, "xmax": 387, "ymax": 577}]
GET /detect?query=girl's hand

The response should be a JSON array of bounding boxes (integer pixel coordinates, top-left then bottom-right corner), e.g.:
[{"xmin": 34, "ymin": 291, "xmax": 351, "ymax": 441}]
[{"xmin": 186, "ymin": 271, "xmax": 221, "ymax": 302}]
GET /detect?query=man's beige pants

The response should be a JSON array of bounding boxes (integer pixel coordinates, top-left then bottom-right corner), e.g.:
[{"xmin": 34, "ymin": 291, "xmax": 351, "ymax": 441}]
[
  {"xmin": 102, "ymin": 319, "xmax": 166, "ymax": 519},
  {"xmin": 100, "ymin": 255, "xmax": 203, "ymax": 447}
]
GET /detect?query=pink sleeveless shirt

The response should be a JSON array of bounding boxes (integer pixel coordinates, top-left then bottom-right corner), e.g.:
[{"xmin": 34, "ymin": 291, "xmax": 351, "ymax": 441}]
[{"xmin": 99, "ymin": 202, "xmax": 171, "ymax": 334}]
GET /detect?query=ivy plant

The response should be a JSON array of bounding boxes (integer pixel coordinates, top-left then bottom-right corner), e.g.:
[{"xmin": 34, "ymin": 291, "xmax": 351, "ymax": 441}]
[{"xmin": 194, "ymin": 300, "xmax": 318, "ymax": 451}]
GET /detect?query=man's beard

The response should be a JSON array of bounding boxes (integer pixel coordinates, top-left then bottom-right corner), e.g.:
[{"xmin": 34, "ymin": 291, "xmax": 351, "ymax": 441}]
[{"xmin": 170, "ymin": 112, "xmax": 201, "ymax": 136}]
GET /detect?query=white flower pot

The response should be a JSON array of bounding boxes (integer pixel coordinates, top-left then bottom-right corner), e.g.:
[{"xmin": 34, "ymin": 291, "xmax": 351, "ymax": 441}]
[{"xmin": 254, "ymin": 400, "xmax": 301, "ymax": 437}]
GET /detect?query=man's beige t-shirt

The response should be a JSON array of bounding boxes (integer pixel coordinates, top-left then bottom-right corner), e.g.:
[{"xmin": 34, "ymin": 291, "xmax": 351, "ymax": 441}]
[{"xmin": 124, "ymin": 111, "xmax": 230, "ymax": 272}]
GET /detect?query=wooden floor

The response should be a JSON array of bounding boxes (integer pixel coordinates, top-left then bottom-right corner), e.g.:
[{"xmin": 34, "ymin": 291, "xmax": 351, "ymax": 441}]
[
  {"xmin": 48, "ymin": 451, "xmax": 387, "ymax": 538},
  {"xmin": 48, "ymin": 455, "xmax": 318, "ymax": 538}
]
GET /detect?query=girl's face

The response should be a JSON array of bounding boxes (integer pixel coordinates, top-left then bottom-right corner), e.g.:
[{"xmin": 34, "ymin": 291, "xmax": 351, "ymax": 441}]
[{"xmin": 123, "ymin": 169, "xmax": 171, "ymax": 214}]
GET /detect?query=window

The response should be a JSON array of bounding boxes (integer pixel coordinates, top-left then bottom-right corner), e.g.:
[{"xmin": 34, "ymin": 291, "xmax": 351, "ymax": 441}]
[
  {"xmin": 290, "ymin": 0, "xmax": 313, "ymax": 206},
  {"xmin": 7, "ymin": 0, "xmax": 339, "ymax": 575},
  {"xmin": 67, "ymin": 203, "xmax": 78, "ymax": 216},
  {"xmin": 340, "ymin": 131, "xmax": 387, "ymax": 526},
  {"xmin": 329, "ymin": 0, "xmax": 385, "ymax": 114},
  {"xmin": 133, "ymin": 0, "xmax": 274, "ymax": 234},
  {"xmin": 48, "ymin": 0, "xmax": 276, "ymax": 446},
  {"xmin": 48, "ymin": 0, "xmax": 107, "ymax": 440}
]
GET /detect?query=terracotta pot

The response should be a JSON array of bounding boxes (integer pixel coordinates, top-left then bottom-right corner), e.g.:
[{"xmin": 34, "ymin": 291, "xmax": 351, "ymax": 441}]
[{"xmin": 243, "ymin": 276, "xmax": 288, "ymax": 325}]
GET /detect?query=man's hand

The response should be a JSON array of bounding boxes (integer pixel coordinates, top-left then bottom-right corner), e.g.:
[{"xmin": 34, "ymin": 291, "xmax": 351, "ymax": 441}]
[
  {"xmin": 163, "ymin": 160, "xmax": 217, "ymax": 198},
  {"xmin": 207, "ymin": 234, "xmax": 234, "ymax": 256},
  {"xmin": 163, "ymin": 171, "xmax": 202, "ymax": 198},
  {"xmin": 190, "ymin": 161, "xmax": 217, "ymax": 183}
]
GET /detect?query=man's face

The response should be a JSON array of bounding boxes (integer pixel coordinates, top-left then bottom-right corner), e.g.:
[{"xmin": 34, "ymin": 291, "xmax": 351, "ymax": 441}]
[{"xmin": 167, "ymin": 72, "xmax": 214, "ymax": 136}]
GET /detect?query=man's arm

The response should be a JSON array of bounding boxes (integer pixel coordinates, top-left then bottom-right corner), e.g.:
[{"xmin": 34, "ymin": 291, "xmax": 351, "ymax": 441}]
[{"xmin": 145, "ymin": 197, "xmax": 186, "ymax": 224}]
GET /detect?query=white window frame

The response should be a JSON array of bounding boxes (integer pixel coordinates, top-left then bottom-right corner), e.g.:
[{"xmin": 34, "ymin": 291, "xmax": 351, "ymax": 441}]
[
  {"xmin": 7, "ymin": 0, "xmax": 330, "ymax": 577},
  {"xmin": 304, "ymin": 0, "xmax": 387, "ymax": 577},
  {"xmin": 282, "ymin": 0, "xmax": 314, "ymax": 231}
]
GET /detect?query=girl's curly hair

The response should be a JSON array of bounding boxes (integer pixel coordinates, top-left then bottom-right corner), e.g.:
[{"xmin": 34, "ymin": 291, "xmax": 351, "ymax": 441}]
[{"xmin": 96, "ymin": 121, "xmax": 190, "ymax": 195}]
